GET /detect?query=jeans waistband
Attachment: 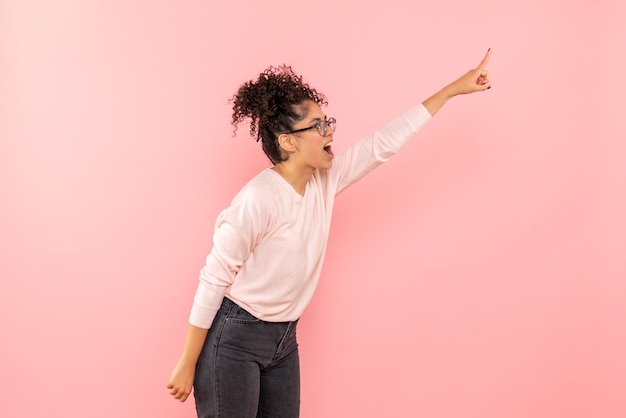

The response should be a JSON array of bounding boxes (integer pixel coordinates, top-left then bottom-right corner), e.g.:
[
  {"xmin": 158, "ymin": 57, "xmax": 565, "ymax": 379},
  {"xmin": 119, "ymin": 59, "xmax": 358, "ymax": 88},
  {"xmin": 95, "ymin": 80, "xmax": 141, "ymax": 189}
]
[{"xmin": 222, "ymin": 297, "xmax": 299, "ymax": 326}]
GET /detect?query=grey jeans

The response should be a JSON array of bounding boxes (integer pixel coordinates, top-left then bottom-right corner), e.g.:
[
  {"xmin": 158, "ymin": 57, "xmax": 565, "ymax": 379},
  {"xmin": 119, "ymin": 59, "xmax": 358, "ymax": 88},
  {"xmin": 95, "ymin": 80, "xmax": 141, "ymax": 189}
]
[{"xmin": 194, "ymin": 297, "xmax": 300, "ymax": 418}]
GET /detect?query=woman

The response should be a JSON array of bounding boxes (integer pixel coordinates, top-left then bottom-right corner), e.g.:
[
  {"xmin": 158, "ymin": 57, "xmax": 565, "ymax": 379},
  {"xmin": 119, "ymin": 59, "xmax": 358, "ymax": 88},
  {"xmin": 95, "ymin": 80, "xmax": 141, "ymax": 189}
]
[{"xmin": 168, "ymin": 50, "xmax": 492, "ymax": 417}]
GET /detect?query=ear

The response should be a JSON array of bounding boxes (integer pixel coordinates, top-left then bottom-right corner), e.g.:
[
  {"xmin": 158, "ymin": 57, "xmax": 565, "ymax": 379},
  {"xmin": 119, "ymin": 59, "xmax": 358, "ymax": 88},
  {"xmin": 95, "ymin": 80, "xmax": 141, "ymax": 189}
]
[{"xmin": 277, "ymin": 133, "xmax": 298, "ymax": 154}]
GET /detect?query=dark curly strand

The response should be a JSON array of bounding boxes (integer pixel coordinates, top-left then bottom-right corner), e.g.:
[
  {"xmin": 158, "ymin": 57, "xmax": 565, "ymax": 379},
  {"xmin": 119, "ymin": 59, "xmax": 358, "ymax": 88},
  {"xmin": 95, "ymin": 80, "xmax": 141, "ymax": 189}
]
[{"xmin": 230, "ymin": 65, "xmax": 327, "ymax": 164}]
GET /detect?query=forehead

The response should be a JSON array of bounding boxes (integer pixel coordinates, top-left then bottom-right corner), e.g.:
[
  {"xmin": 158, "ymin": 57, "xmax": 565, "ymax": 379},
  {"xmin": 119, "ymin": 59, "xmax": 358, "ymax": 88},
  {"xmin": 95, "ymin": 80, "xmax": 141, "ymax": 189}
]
[{"xmin": 299, "ymin": 100, "xmax": 325, "ymax": 121}]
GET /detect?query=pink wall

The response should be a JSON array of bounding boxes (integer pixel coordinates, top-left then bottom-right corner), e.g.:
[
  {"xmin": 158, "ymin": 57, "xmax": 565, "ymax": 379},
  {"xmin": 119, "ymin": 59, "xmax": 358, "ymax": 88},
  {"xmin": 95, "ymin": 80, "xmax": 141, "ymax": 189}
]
[{"xmin": 2, "ymin": 1, "xmax": 625, "ymax": 417}]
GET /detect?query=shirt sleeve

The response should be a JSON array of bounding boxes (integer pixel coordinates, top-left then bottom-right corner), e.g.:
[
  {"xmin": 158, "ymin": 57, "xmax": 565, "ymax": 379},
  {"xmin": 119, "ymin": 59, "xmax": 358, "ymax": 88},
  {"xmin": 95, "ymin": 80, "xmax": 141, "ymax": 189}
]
[
  {"xmin": 188, "ymin": 190, "xmax": 270, "ymax": 329},
  {"xmin": 332, "ymin": 104, "xmax": 432, "ymax": 194}
]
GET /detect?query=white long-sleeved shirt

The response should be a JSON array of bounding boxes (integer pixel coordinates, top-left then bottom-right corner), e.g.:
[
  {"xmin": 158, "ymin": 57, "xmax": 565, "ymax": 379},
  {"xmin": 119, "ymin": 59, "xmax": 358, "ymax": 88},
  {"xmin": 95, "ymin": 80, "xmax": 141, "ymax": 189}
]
[{"xmin": 189, "ymin": 104, "xmax": 431, "ymax": 329}]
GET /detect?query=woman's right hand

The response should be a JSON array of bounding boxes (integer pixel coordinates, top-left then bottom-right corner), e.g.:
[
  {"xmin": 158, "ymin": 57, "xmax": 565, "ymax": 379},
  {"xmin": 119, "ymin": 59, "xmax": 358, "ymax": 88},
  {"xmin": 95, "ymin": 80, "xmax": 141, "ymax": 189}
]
[
  {"xmin": 422, "ymin": 49, "xmax": 493, "ymax": 117},
  {"xmin": 167, "ymin": 359, "xmax": 196, "ymax": 402}
]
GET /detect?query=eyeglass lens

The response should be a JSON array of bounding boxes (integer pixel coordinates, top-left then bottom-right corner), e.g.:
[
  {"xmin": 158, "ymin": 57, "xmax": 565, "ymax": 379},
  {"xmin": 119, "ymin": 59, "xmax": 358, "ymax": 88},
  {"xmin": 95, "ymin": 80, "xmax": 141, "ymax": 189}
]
[{"xmin": 318, "ymin": 118, "xmax": 336, "ymax": 136}]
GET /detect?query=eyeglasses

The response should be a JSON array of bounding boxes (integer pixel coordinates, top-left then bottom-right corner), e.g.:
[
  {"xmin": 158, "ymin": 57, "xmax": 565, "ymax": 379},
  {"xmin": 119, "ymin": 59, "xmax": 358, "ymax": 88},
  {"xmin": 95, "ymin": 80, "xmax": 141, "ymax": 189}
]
[{"xmin": 285, "ymin": 117, "xmax": 336, "ymax": 137}]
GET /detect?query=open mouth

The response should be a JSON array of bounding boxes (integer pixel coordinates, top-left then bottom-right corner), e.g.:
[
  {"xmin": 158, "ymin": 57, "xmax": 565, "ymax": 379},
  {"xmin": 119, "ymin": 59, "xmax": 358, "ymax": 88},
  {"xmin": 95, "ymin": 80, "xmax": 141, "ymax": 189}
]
[{"xmin": 323, "ymin": 142, "xmax": 334, "ymax": 158}]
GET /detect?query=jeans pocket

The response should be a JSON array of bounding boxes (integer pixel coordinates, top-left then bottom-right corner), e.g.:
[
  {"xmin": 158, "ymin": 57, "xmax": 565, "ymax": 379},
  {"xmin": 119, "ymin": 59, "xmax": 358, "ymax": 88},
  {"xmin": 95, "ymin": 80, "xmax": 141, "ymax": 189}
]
[{"xmin": 225, "ymin": 305, "xmax": 262, "ymax": 324}]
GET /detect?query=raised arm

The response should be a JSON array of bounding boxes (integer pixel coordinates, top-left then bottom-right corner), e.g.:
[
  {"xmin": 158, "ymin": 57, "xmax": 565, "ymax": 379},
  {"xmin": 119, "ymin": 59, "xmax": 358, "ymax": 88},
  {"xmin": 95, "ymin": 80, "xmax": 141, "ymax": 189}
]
[{"xmin": 422, "ymin": 49, "xmax": 492, "ymax": 116}]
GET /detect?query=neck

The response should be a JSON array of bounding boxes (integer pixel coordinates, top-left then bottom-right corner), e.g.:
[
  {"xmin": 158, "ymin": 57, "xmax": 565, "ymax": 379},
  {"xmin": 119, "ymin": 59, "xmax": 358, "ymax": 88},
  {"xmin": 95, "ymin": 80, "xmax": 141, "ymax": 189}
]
[{"xmin": 271, "ymin": 162, "xmax": 314, "ymax": 196}]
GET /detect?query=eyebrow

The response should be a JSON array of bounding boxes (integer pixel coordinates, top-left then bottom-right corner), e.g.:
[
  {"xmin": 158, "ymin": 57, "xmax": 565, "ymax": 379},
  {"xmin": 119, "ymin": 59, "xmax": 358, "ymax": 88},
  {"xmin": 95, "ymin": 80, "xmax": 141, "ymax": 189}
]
[{"xmin": 307, "ymin": 116, "xmax": 326, "ymax": 124}]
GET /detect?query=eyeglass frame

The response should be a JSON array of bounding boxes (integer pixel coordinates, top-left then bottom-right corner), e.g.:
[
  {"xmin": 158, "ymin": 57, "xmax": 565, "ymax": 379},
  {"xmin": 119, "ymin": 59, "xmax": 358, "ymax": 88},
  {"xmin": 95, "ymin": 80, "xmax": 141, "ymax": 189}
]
[{"xmin": 284, "ymin": 117, "xmax": 336, "ymax": 137}]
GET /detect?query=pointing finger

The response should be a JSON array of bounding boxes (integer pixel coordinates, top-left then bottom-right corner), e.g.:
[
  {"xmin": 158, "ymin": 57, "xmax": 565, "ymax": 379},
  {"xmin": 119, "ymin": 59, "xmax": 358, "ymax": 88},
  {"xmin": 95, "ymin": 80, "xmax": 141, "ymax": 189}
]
[{"xmin": 477, "ymin": 49, "xmax": 492, "ymax": 70}]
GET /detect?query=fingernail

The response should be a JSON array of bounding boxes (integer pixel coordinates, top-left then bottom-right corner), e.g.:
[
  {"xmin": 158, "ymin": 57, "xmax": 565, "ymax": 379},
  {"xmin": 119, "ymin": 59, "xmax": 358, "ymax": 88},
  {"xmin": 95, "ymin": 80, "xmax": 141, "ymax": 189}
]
[
  {"xmin": 487, "ymin": 85, "xmax": 492, "ymax": 89},
  {"xmin": 488, "ymin": 48, "xmax": 491, "ymax": 52}
]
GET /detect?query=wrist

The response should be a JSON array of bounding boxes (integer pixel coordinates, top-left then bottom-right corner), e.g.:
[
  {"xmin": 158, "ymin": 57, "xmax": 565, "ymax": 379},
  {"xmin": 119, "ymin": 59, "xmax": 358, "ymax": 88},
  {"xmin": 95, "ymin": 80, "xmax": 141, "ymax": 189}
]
[{"xmin": 178, "ymin": 355, "xmax": 199, "ymax": 367}]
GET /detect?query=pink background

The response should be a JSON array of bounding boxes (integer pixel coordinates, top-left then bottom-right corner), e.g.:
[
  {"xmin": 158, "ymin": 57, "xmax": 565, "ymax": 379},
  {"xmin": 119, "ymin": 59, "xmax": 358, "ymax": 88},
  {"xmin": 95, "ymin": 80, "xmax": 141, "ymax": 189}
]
[{"xmin": 2, "ymin": 1, "xmax": 625, "ymax": 417}]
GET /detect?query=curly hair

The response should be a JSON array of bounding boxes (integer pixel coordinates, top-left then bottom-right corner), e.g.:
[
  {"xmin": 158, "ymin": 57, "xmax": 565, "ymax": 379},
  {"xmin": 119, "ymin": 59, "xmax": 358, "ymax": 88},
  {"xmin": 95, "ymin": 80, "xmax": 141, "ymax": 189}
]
[{"xmin": 230, "ymin": 65, "xmax": 327, "ymax": 164}]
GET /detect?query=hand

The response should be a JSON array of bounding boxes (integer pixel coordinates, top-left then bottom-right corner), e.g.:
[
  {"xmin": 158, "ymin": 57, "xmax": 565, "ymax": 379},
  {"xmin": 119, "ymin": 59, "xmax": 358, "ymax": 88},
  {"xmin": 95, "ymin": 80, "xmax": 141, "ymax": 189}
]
[
  {"xmin": 166, "ymin": 360, "xmax": 196, "ymax": 403},
  {"xmin": 448, "ymin": 49, "xmax": 492, "ymax": 95},
  {"xmin": 422, "ymin": 49, "xmax": 493, "ymax": 116}
]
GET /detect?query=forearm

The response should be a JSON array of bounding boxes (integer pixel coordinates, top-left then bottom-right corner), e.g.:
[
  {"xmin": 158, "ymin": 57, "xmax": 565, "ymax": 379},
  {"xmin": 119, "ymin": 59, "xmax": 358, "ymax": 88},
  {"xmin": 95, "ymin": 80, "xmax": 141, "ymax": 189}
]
[
  {"xmin": 422, "ymin": 84, "xmax": 456, "ymax": 117},
  {"xmin": 178, "ymin": 324, "xmax": 209, "ymax": 365},
  {"xmin": 167, "ymin": 324, "xmax": 208, "ymax": 402}
]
